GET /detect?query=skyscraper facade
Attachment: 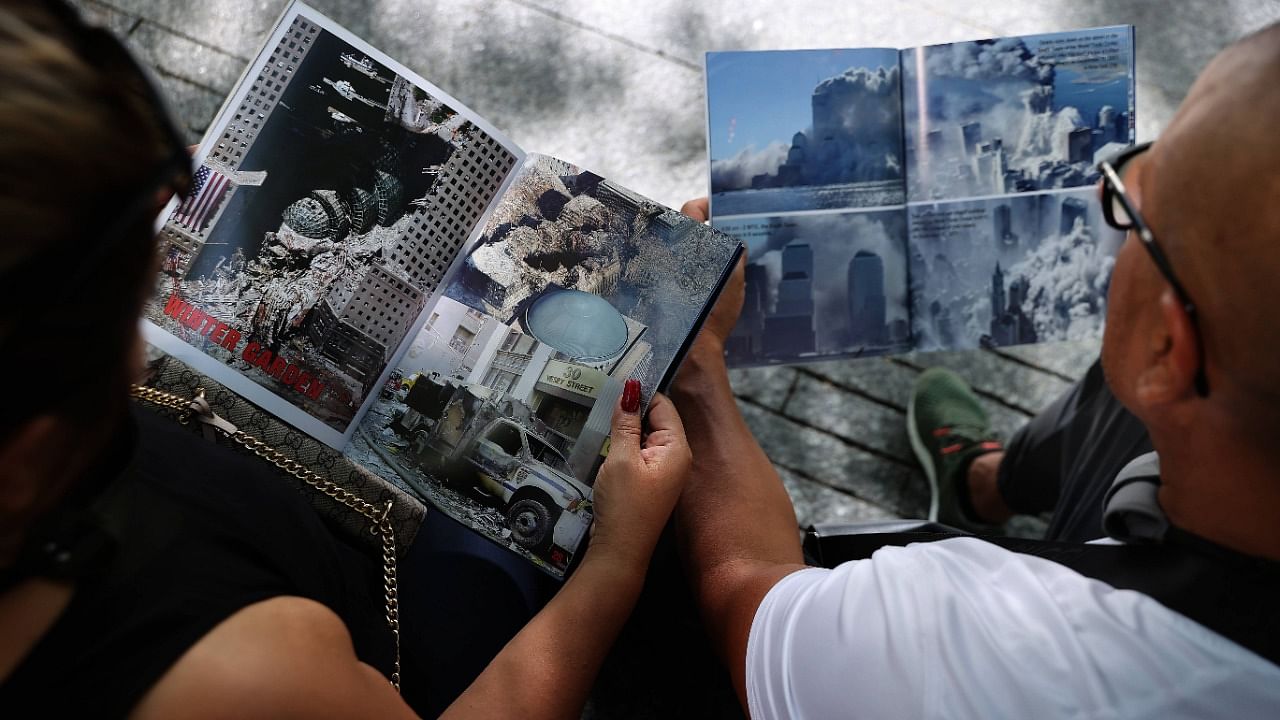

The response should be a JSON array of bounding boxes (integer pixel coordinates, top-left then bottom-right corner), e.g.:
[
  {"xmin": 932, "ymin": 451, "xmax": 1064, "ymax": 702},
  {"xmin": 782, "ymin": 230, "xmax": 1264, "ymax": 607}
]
[
  {"xmin": 764, "ymin": 241, "xmax": 816, "ymax": 356},
  {"xmin": 848, "ymin": 250, "xmax": 887, "ymax": 345},
  {"xmin": 159, "ymin": 14, "xmax": 321, "ymax": 273}
]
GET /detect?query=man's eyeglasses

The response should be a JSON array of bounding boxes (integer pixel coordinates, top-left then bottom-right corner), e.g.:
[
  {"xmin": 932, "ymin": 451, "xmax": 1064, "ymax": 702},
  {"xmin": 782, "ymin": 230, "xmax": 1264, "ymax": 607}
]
[{"xmin": 1098, "ymin": 141, "xmax": 1209, "ymax": 397}]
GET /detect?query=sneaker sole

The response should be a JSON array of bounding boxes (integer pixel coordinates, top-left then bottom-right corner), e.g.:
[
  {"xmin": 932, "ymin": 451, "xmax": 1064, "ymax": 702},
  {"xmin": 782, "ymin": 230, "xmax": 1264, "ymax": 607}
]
[{"xmin": 906, "ymin": 382, "xmax": 941, "ymax": 523}]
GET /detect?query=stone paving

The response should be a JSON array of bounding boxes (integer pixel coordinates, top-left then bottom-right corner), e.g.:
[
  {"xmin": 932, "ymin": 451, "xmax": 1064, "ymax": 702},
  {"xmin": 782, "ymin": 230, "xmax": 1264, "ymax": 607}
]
[{"xmin": 75, "ymin": 0, "xmax": 1280, "ymax": 531}]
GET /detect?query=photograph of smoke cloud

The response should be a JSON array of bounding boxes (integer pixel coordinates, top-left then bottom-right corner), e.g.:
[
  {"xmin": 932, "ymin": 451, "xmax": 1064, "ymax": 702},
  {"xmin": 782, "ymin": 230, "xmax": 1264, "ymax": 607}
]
[
  {"xmin": 903, "ymin": 27, "xmax": 1134, "ymax": 203},
  {"xmin": 707, "ymin": 48, "xmax": 906, "ymax": 216},
  {"xmin": 714, "ymin": 209, "xmax": 912, "ymax": 366},
  {"xmin": 908, "ymin": 187, "xmax": 1124, "ymax": 352},
  {"xmin": 444, "ymin": 154, "xmax": 741, "ymax": 399}
]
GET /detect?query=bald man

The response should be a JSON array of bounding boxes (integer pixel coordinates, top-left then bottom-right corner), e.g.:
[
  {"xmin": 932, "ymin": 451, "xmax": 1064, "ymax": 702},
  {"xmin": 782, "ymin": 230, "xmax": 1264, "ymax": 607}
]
[{"xmin": 671, "ymin": 23, "xmax": 1280, "ymax": 719}]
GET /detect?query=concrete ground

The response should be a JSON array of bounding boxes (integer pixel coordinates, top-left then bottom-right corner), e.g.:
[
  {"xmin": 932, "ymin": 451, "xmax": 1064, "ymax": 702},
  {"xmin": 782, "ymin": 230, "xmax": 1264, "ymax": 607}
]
[{"xmin": 70, "ymin": 0, "xmax": 1280, "ymax": 713}]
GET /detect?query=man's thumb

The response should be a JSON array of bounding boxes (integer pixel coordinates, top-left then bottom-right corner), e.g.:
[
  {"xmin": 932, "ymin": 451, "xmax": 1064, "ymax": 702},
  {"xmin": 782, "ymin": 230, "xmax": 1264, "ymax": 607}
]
[{"xmin": 609, "ymin": 379, "xmax": 643, "ymax": 457}]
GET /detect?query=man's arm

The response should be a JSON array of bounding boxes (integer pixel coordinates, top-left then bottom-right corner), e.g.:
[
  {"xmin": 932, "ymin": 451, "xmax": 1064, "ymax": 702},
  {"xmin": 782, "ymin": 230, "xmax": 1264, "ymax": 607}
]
[{"xmin": 671, "ymin": 199, "xmax": 808, "ymax": 710}]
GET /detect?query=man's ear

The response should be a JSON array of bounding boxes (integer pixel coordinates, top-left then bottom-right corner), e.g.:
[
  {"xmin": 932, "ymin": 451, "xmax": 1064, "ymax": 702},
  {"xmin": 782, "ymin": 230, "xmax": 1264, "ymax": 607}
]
[{"xmin": 1135, "ymin": 289, "xmax": 1202, "ymax": 405}]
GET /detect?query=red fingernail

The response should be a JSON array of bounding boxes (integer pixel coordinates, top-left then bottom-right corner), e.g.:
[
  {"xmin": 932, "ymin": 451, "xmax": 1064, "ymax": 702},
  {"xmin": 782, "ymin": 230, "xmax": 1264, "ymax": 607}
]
[{"xmin": 622, "ymin": 379, "xmax": 641, "ymax": 413}]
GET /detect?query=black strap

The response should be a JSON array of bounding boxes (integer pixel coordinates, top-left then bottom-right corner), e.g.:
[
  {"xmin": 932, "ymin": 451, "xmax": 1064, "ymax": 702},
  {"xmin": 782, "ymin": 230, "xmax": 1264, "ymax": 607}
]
[{"xmin": 804, "ymin": 529, "xmax": 1280, "ymax": 666}]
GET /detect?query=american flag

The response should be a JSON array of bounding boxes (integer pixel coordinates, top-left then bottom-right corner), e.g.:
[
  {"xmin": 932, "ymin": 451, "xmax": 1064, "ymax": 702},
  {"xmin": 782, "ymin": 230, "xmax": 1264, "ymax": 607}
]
[{"xmin": 173, "ymin": 165, "xmax": 230, "ymax": 232}]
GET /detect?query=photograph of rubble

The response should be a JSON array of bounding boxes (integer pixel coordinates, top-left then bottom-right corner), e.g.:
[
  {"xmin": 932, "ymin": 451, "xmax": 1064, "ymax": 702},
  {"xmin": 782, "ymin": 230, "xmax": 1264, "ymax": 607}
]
[
  {"xmin": 903, "ymin": 27, "xmax": 1135, "ymax": 202},
  {"xmin": 707, "ymin": 48, "xmax": 906, "ymax": 216},
  {"xmin": 348, "ymin": 295, "xmax": 638, "ymax": 576},
  {"xmin": 713, "ymin": 210, "xmax": 912, "ymax": 366},
  {"xmin": 907, "ymin": 187, "xmax": 1124, "ymax": 352},
  {"xmin": 444, "ymin": 153, "xmax": 742, "ymax": 402},
  {"xmin": 142, "ymin": 8, "xmax": 518, "ymax": 443},
  {"xmin": 346, "ymin": 155, "xmax": 740, "ymax": 575}
]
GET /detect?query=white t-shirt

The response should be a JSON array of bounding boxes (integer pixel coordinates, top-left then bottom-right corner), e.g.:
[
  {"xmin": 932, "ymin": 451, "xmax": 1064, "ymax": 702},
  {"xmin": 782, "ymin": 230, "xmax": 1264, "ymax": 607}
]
[{"xmin": 746, "ymin": 537, "xmax": 1280, "ymax": 719}]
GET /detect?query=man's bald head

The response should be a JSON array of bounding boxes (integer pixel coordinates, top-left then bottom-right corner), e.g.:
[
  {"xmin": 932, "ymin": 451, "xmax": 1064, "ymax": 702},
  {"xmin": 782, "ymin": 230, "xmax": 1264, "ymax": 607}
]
[{"xmin": 1139, "ymin": 23, "xmax": 1280, "ymax": 418}]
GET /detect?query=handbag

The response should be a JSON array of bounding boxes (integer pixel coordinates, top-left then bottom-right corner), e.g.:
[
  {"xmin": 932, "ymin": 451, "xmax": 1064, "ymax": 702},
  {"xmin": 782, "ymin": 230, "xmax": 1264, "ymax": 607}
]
[{"xmin": 132, "ymin": 351, "xmax": 429, "ymax": 691}]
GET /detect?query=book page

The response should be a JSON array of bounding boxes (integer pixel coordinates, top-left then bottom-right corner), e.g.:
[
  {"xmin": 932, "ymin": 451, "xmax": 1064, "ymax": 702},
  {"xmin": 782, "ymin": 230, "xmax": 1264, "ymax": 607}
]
[
  {"xmin": 705, "ymin": 49, "xmax": 913, "ymax": 366},
  {"xmin": 141, "ymin": 2, "xmax": 522, "ymax": 448},
  {"xmin": 901, "ymin": 27, "xmax": 1134, "ymax": 351},
  {"xmin": 344, "ymin": 154, "xmax": 742, "ymax": 577}
]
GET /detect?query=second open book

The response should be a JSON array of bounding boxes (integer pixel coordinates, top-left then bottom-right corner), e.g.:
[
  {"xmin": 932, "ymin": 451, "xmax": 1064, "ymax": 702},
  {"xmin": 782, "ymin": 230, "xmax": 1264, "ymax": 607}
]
[{"xmin": 707, "ymin": 26, "xmax": 1136, "ymax": 367}]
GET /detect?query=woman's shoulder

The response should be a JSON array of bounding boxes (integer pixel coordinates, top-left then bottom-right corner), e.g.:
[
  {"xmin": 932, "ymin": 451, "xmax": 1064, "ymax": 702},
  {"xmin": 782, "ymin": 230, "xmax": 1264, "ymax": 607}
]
[{"xmin": 0, "ymin": 406, "xmax": 382, "ymax": 716}]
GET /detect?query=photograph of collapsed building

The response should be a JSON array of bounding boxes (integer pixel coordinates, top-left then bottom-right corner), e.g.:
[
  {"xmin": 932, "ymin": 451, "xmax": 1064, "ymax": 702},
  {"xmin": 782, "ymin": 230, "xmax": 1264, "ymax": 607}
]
[
  {"xmin": 444, "ymin": 154, "xmax": 742, "ymax": 402},
  {"xmin": 349, "ymin": 292, "xmax": 658, "ymax": 576},
  {"xmin": 907, "ymin": 187, "xmax": 1124, "ymax": 352},
  {"xmin": 903, "ymin": 28, "xmax": 1134, "ymax": 202},
  {"xmin": 707, "ymin": 48, "xmax": 906, "ymax": 216},
  {"xmin": 714, "ymin": 210, "xmax": 912, "ymax": 366},
  {"xmin": 143, "ymin": 12, "xmax": 517, "ymax": 436},
  {"xmin": 347, "ymin": 155, "xmax": 739, "ymax": 572}
]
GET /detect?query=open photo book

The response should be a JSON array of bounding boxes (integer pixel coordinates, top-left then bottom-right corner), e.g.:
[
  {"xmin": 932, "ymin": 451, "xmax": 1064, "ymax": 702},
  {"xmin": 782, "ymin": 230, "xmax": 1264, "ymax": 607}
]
[
  {"xmin": 706, "ymin": 26, "xmax": 1135, "ymax": 367},
  {"xmin": 143, "ymin": 1, "xmax": 742, "ymax": 577}
]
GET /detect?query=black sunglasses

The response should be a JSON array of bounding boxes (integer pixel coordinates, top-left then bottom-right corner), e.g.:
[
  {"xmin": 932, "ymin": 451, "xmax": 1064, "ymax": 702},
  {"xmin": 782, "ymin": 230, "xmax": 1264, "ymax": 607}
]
[{"xmin": 1098, "ymin": 141, "xmax": 1209, "ymax": 397}]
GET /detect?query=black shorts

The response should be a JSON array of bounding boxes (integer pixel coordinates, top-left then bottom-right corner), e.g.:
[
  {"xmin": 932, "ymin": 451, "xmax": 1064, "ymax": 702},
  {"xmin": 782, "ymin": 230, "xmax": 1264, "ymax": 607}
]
[{"xmin": 997, "ymin": 360, "xmax": 1154, "ymax": 542}]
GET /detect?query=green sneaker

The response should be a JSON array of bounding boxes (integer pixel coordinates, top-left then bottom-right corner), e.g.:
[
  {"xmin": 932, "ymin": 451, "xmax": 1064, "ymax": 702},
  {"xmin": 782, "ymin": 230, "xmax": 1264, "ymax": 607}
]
[{"xmin": 907, "ymin": 368, "xmax": 1005, "ymax": 533}]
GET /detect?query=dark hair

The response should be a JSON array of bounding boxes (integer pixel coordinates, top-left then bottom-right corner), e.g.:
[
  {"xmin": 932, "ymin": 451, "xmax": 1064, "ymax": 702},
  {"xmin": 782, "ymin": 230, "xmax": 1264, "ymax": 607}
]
[{"xmin": 0, "ymin": 4, "xmax": 177, "ymax": 436}]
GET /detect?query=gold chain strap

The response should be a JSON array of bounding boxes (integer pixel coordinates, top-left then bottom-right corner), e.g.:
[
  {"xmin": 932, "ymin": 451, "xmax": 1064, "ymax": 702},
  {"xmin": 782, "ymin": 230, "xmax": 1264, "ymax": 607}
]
[{"xmin": 129, "ymin": 384, "xmax": 402, "ymax": 692}]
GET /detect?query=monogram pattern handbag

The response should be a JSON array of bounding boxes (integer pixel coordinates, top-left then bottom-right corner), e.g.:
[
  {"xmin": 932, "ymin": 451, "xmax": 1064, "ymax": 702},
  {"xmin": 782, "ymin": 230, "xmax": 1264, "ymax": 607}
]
[{"xmin": 134, "ymin": 349, "xmax": 428, "ymax": 690}]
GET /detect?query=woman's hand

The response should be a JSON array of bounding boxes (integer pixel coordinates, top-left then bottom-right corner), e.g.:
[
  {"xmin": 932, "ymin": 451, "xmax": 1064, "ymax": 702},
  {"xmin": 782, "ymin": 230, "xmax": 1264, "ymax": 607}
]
[
  {"xmin": 442, "ymin": 383, "xmax": 691, "ymax": 720},
  {"xmin": 587, "ymin": 380, "xmax": 691, "ymax": 572}
]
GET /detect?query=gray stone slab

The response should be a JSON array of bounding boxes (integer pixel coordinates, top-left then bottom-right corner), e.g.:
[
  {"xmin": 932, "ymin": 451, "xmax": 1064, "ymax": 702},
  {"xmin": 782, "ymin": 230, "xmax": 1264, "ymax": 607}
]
[
  {"xmin": 728, "ymin": 365, "xmax": 796, "ymax": 411},
  {"xmin": 793, "ymin": 354, "xmax": 1028, "ymax": 464},
  {"xmin": 779, "ymin": 467, "xmax": 897, "ymax": 529},
  {"xmin": 128, "ymin": 20, "xmax": 249, "ymax": 96},
  {"xmin": 73, "ymin": 0, "xmax": 140, "ymax": 36},
  {"xmin": 783, "ymin": 374, "xmax": 913, "ymax": 463},
  {"xmin": 510, "ymin": 0, "xmax": 1011, "ymax": 68},
  {"xmin": 996, "ymin": 339, "xmax": 1099, "ymax": 382},
  {"xmin": 802, "ymin": 355, "xmax": 920, "ymax": 411},
  {"xmin": 899, "ymin": 349, "xmax": 1072, "ymax": 415},
  {"xmin": 104, "ymin": 0, "xmax": 275, "ymax": 60},
  {"xmin": 152, "ymin": 72, "xmax": 227, "ymax": 140},
  {"xmin": 737, "ymin": 398, "xmax": 917, "ymax": 512}
]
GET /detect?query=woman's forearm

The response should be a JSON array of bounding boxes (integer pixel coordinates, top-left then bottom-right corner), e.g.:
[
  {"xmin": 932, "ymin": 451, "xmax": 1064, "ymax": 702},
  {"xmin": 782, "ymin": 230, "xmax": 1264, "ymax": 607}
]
[{"xmin": 440, "ymin": 550, "xmax": 645, "ymax": 719}]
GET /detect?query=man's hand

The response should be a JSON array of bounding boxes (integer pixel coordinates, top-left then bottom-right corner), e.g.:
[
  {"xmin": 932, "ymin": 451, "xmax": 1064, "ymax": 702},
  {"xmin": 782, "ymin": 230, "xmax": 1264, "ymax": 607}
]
[
  {"xmin": 679, "ymin": 198, "xmax": 745, "ymax": 354},
  {"xmin": 674, "ymin": 198, "xmax": 805, "ymax": 713},
  {"xmin": 679, "ymin": 198, "xmax": 709, "ymax": 222}
]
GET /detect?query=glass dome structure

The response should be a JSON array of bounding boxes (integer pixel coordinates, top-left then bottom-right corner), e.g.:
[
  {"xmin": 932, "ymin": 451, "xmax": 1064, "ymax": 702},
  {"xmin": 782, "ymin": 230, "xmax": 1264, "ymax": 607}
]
[{"xmin": 524, "ymin": 289, "xmax": 628, "ymax": 361}]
